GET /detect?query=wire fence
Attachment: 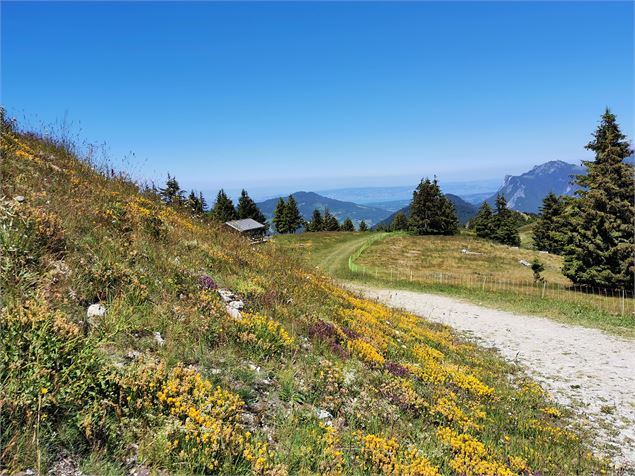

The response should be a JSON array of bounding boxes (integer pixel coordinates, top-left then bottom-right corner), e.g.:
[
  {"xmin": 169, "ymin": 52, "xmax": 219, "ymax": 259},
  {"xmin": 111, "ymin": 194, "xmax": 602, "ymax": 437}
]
[{"xmin": 348, "ymin": 256, "xmax": 635, "ymax": 317}]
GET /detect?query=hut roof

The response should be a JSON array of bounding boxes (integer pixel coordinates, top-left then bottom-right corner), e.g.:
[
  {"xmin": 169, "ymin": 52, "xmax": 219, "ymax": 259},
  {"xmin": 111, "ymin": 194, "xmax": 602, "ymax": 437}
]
[{"xmin": 225, "ymin": 218, "xmax": 266, "ymax": 233}]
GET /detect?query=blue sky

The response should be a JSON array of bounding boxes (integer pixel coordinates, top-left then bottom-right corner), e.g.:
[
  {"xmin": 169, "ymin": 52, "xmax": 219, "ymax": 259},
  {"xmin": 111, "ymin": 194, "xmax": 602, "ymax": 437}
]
[{"xmin": 2, "ymin": 1, "xmax": 633, "ymax": 200}]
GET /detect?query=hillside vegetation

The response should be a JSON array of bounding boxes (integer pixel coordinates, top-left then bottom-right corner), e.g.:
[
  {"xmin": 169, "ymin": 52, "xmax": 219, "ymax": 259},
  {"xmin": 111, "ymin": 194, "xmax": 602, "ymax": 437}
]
[{"xmin": 1, "ymin": 121, "xmax": 609, "ymax": 474}]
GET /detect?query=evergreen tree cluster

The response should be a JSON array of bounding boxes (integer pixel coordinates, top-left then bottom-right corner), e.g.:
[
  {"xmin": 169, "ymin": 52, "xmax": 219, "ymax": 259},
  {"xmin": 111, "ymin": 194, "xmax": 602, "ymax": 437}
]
[
  {"xmin": 272, "ymin": 195, "xmax": 304, "ymax": 234},
  {"xmin": 471, "ymin": 195, "xmax": 521, "ymax": 247},
  {"xmin": 408, "ymin": 178, "xmax": 459, "ymax": 235}
]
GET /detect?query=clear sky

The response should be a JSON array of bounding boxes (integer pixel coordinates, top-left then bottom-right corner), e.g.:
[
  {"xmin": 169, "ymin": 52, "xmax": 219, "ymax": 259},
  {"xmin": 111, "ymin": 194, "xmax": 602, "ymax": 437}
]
[{"xmin": 2, "ymin": 1, "xmax": 633, "ymax": 200}]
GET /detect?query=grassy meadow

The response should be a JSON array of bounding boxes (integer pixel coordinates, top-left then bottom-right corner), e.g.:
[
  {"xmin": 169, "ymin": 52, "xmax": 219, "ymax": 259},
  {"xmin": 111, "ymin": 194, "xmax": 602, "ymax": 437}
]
[
  {"xmin": 0, "ymin": 122, "xmax": 619, "ymax": 474},
  {"xmin": 276, "ymin": 232, "xmax": 634, "ymax": 336}
]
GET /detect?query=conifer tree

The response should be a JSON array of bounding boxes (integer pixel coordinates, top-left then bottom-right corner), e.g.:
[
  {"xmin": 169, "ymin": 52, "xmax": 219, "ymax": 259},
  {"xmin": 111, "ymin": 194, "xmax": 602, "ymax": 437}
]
[
  {"xmin": 159, "ymin": 174, "xmax": 184, "ymax": 205},
  {"xmin": 408, "ymin": 178, "xmax": 458, "ymax": 235},
  {"xmin": 237, "ymin": 189, "xmax": 267, "ymax": 224},
  {"xmin": 341, "ymin": 217, "xmax": 355, "ymax": 231},
  {"xmin": 391, "ymin": 212, "xmax": 409, "ymax": 231},
  {"xmin": 532, "ymin": 192, "xmax": 567, "ymax": 254},
  {"xmin": 283, "ymin": 195, "xmax": 304, "ymax": 234},
  {"xmin": 307, "ymin": 209, "xmax": 324, "ymax": 232},
  {"xmin": 211, "ymin": 189, "xmax": 237, "ymax": 222},
  {"xmin": 562, "ymin": 110, "xmax": 634, "ymax": 288},
  {"xmin": 358, "ymin": 220, "xmax": 368, "ymax": 232},
  {"xmin": 272, "ymin": 198, "xmax": 288, "ymax": 233},
  {"xmin": 492, "ymin": 194, "xmax": 521, "ymax": 247},
  {"xmin": 472, "ymin": 202, "xmax": 494, "ymax": 239},
  {"xmin": 186, "ymin": 190, "xmax": 206, "ymax": 215},
  {"xmin": 322, "ymin": 208, "xmax": 340, "ymax": 231}
]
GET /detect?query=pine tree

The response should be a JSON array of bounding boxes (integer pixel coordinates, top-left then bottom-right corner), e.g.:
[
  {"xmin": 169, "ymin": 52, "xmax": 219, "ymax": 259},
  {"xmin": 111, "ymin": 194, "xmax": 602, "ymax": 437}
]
[
  {"xmin": 159, "ymin": 174, "xmax": 184, "ymax": 205},
  {"xmin": 283, "ymin": 195, "xmax": 304, "ymax": 234},
  {"xmin": 322, "ymin": 208, "xmax": 340, "ymax": 231},
  {"xmin": 341, "ymin": 217, "xmax": 355, "ymax": 231},
  {"xmin": 472, "ymin": 202, "xmax": 494, "ymax": 239},
  {"xmin": 562, "ymin": 109, "xmax": 634, "ymax": 288},
  {"xmin": 307, "ymin": 209, "xmax": 324, "ymax": 232},
  {"xmin": 408, "ymin": 178, "xmax": 458, "ymax": 235},
  {"xmin": 211, "ymin": 189, "xmax": 237, "ymax": 222},
  {"xmin": 185, "ymin": 190, "xmax": 206, "ymax": 215},
  {"xmin": 532, "ymin": 192, "xmax": 567, "ymax": 254},
  {"xmin": 492, "ymin": 195, "xmax": 520, "ymax": 247},
  {"xmin": 391, "ymin": 212, "xmax": 409, "ymax": 231},
  {"xmin": 272, "ymin": 198, "xmax": 288, "ymax": 233},
  {"xmin": 237, "ymin": 189, "xmax": 266, "ymax": 224},
  {"xmin": 358, "ymin": 220, "xmax": 368, "ymax": 232}
]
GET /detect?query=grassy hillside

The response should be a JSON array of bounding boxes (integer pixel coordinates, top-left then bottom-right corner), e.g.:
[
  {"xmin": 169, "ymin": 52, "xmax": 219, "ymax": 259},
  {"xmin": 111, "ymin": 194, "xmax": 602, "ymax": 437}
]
[
  {"xmin": 1, "ymin": 121, "xmax": 610, "ymax": 474},
  {"xmin": 276, "ymin": 232, "xmax": 634, "ymax": 336}
]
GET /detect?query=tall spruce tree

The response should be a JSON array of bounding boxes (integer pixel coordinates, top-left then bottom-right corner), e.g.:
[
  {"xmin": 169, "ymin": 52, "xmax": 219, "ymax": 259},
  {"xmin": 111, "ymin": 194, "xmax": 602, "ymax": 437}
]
[
  {"xmin": 562, "ymin": 110, "xmax": 634, "ymax": 288},
  {"xmin": 358, "ymin": 220, "xmax": 368, "ymax": 232},
  {"xmin": 341, "ymin": 217, "xmax": 355, "ymax": 231},
  {"xmin": 532, "ymin": 192, "xmax": 567, "ymax": 254},
  {"xmin": 492, "ymin": 195, "xmax": 521, "ymax": 247},
  {"xmin": 272, "ymin": 198, "xmax": 288, "ymax": 233},
  {"xmin": 159, "ymin": 174, "xmax": 184, "ymax": 205},
  {"xmin": 307, "ymin": 209, "xmax": 324, "ymax": 232},
  {"xmin": 283, "ymin": 195, "xmax": 304, "ymax": 233},
  {"xmin": 408, "ymin": 178, "xmax": 458, "ymax": 235},
  {"xmin": 237, "ymin": 189, "xmax": 267, "ymax": 224},
  {"xmin": 211, "ymin": 189, "xmax": 237, "ymax": 222},
  {"xmin": 472, "ymin": 202, "xmax": 495, "ymax": 239}
]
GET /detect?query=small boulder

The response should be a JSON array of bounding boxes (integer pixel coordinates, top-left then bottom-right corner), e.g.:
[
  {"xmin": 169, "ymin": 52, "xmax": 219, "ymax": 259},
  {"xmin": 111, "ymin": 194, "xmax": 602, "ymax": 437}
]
[
  {"xmin": 227, "ymin": 307, "xmax": 242, "ymax": 320},
  {"xmin": 87, "ymin": 303, "xmax": 106, "ymax": 320},
  {"xmin": 218, "ymin": 289, "xmax": 236, "ymax": 302},
  {"xmin": 316, "ymin": 408, "xmax": 333, "ymax": 420},
  {"xmin": 153, "ymin": 332, "xmax": 165, "ymax": 347},
  {"xmin": 228, "ymin": 300, "xmax": 244, "ymax": 310},
  {"xmin": 14, "ymin": 195, "xmax": 26, "ymax": 203}
]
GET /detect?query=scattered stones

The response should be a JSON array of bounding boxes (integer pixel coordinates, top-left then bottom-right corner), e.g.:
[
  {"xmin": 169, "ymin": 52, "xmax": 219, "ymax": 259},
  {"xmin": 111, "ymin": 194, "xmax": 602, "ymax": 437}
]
[
  {"xmin": 153, "ymin": 332, "xmax": 165, "ymax": 347},
  {"xmin": 461, "ymin": 248, "xmax": 481, "ymax": 255},
  {"xmin": 209, "ymin": 368, "xmax": 222, "ymax": 375},
  {"xmin": 518, "ymin": 259, "xmax": 531, "ymax": 267},
  {"xmin": 248, "ymin": 363, "xmax": 261, "ymax": 373}
]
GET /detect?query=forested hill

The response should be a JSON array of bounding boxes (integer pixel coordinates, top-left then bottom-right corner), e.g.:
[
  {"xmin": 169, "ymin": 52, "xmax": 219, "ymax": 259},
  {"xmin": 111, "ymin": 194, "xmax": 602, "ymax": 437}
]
[{"xmin": 256, "ymin": 191, "xmax": 391, "ymax": 226}]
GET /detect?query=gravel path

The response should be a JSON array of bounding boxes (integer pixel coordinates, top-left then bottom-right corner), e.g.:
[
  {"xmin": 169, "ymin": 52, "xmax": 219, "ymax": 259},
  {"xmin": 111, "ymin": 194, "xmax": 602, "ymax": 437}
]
[{"xmin": 349, "ymin": 284, "xmax": 635, "ymax": 471}]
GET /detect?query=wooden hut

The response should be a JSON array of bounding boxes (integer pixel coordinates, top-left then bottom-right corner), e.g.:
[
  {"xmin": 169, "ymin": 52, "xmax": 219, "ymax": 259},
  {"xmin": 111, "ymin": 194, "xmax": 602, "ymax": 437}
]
[{"xmin": 225, "ymin": 218, "xmax": 267, "ymax": 242}]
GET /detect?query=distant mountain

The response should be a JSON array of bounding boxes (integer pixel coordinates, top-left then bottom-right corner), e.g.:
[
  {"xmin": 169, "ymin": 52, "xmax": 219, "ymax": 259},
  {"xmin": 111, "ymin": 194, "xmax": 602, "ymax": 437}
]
[
  {"xmin": 375, "ymin": 194, "xmax": 478, "ymax": 229},
  {"xmin": 256, "ymin": 191, "xmax": 392, "ymax": 227},
  {"xmin": 365, "ymin": 199, "xmax": 411, "ymax": 212},
  {"xmin": 485, "ymin": 160, "xmax": 584, "ymax": 213}
]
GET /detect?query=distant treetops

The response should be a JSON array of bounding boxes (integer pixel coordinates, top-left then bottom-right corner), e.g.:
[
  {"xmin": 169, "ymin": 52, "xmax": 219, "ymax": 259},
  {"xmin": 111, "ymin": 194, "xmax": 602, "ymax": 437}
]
[
  {"xmin": 532, "ymin": 109, "xmax": 634, "ymax": 289},
  {"xmin": 156, "ymin": 179, "xmax": 267, "ymax": 229}
]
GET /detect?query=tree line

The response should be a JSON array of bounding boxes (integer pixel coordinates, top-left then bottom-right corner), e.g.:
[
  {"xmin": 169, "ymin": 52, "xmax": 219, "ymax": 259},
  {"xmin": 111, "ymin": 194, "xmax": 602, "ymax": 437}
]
[{"xmin": 155, "ymin": 178, "xmax": 267, "ymax": 227}]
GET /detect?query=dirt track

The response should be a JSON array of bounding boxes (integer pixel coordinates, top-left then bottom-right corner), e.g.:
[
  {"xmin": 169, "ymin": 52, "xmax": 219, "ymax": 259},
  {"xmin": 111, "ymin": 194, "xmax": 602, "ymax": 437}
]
[{"xmin": 349, "ymin": 284, "xmax": 635, "ymax": 471}]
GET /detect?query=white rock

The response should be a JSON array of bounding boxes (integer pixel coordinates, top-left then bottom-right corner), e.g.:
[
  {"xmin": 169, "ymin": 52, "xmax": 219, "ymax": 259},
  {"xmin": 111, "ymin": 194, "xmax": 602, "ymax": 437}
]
[
  {"xmin": 153, "ymin": 332, "xmax": 165, "ymax": 346},
  {"xmin": 209, "ymin": 368, "xmax": 222, "ymax": 375},
  {"xmin": 518, "ymin": 259, "xmax": 531, "ymax": 267},
  {"xmin": 316, "ymin": 408, "xmax": 333, "ymax": 420},
  {"xmin": 218, "ymin": 289, "xmax": 236, "ymax": 302},
  {"xmin": 227, "ymin": 307, "xmax": 242, "ymax": 320},
  {"xmin": 87, "ymin": 303, "xmax": 106, "ymax": 318},
  {"xmin": 228, "ymin": 300, "xmax": 244, "ymax": 310},
  {"xmin": 14, "ymin": 195, "xmax": 25, "ymax": 203}
]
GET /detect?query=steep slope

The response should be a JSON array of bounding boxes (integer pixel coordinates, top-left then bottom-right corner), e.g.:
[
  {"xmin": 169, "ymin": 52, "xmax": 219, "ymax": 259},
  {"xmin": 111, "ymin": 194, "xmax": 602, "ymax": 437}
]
[
  {"xmin": 486, "ymin": 160, "xmax": 584, "ymax": 212},
  {"xmin": 0, "ymin": 121, "xmax": 606, "ymax": 475},
  {"xmin": 256, "ymin": 191, "xmax": 391, "ymax": 226},
  {"xmin": 376, "ymin": 194, "xmax": 478, "ymax": 228}
]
